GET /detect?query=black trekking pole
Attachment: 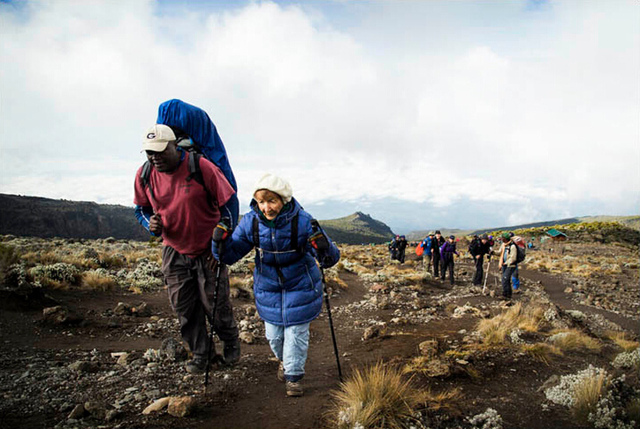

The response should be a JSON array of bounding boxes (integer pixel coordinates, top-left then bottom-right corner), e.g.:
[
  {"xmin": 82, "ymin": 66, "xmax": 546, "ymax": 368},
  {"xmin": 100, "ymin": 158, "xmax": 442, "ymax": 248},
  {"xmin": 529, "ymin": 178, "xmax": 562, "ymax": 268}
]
[
  {"xmin": 320, "ymin": 265, "xmax": 343, "ymax": 383},
  {"xmin": 206, "ymin": 220, "xmax": 231, "ymax": 390}
]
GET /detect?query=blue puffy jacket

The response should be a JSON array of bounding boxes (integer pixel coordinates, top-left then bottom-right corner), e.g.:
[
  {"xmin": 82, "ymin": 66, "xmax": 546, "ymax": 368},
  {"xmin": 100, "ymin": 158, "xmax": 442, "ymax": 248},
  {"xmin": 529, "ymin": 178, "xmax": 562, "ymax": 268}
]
[{"xmin": 215, "ymin": 198, "xmax": 340, "ymax": 327}]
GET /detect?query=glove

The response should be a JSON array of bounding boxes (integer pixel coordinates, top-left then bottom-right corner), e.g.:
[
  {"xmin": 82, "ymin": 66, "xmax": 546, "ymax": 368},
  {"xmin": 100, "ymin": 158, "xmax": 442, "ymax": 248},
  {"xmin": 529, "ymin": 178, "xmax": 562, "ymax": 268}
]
[
  {"xmin": 212, "ymin": 217, "xmax": 232, "ymax": 243},
  {"xmin": 309, "ymin": 230, "xmax": 330, "ymax": 251}
]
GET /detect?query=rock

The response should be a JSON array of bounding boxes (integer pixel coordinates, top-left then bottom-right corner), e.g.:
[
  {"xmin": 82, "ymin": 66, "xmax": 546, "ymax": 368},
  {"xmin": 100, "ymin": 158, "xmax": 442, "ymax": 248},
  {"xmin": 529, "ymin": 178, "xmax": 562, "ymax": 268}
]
[
  {"xmin": 422, "ymin": 359, "xmax": 451, "ymax": 377},
  {"xmin": 116, "ymin": 353, "xmax": 130, "ymax": 366},
  {"xmin": 105, "ymin": 409, "xmax": 122, "ymax": 422},
  {"xmin": 418, "ymin": 340, "xmax": 439, "ymax": 358},
  {"xmin": 362, "ymin": 324, "xmax": 386, "ymax": 341},
  {"xmin": 83, "ymin": 401, "xmax": 106, "ymax": 420},
  {"xmin": 42, "ymin": 306, "xmax": 82, "ymax": 325},
  {"xmin": 239, "ymin": 331, "xmax": 255, "ymax": 344},
  {"xmin": 132, "ymin": 302, "xmax": 151, "ymax": 317},
  {"xmin": 564, "ymin": 287, "xmax": 573, "ymax": 294},
  {"xmin": 160, "ymin": 338, "xmax": 187, "ymax": 361},
  {"xmin": 370, "ymin": 283, "xmax": 389, "ymax": 293},
  {"xmin": 538, "ymin": 375, "xmax": 559, "ymax": 392},
  {"xmin": 68, "ymin": 360, "xmax": 99, "ymax": 373},
  {"xmin": 142, "ymin": 397, "xmax": 171, "ymax": 415},
  {"xmin": 68, "ymin": 404, "xmax": 85, "ymax": 420},
  {"xmin": 168, "ymin": 396, "xmax": 197, "ymax": 417},
  {"xmin": 114, "ymin": 302, "xmax": 132, "ymax": 316}
]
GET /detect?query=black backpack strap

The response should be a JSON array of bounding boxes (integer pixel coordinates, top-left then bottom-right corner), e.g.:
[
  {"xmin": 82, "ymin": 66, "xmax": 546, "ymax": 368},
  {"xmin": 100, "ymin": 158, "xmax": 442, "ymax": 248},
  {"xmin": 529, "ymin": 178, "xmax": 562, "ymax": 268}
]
[
  {"xmin": 252, "ymin": 216, "xmax": 260, "ymax": 248},
  {"xmin": 140, "ymin": 161, "xmax": 155, "ymax": 203},
  {"xmin": 186, "ymin": 152, "xmax": 214, "ymax": 208},
  {"xmin": 291, "ymin": 212, "xmax": 302, "ymax": 253}
]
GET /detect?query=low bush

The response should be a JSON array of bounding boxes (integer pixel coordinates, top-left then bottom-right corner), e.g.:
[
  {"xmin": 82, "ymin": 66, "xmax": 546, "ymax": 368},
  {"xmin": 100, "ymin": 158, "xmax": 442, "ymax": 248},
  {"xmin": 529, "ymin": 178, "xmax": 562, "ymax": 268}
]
[{"xmin": 548, "ymin": 329, "xmax": 601, "ymax": 352}]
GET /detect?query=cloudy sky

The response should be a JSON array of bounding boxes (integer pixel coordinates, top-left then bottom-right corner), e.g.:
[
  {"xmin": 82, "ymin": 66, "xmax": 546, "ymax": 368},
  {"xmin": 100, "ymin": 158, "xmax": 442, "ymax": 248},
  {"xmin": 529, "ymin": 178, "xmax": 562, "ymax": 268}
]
[{"xmin": 1, "ymin": 0, "xmax": 638, "ymax": 232}]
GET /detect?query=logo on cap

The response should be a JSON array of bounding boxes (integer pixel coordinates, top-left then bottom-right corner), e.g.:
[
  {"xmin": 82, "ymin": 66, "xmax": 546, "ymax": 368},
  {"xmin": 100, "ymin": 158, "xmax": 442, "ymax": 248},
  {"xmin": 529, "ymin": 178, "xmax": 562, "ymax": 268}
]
[{"xmin": 147, "ymin": 133, "xmax": 156, "ymax": 139}]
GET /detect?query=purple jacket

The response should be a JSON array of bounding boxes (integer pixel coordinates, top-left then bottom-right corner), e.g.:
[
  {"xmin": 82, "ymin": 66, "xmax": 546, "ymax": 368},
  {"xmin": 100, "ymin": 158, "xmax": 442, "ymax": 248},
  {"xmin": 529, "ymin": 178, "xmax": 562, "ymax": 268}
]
[{"xmin": 440, "ymin": 241, "xmax": 458, "ymax": 260}]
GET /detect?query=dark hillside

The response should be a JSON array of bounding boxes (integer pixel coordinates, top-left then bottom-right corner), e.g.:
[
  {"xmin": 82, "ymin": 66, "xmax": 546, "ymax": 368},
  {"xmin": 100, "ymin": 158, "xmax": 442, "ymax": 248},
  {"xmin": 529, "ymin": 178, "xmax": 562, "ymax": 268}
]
[{"xmin": 0, "ymin": 194, "xmax": 149, "ymax": 241}]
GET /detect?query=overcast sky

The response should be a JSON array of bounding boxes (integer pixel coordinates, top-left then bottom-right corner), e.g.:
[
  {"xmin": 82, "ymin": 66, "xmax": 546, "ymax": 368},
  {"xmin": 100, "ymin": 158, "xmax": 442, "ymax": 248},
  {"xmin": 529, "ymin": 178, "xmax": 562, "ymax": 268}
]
[{"xmin": 1, "ymin": 0, "xmax": 638, "ymax": 232}]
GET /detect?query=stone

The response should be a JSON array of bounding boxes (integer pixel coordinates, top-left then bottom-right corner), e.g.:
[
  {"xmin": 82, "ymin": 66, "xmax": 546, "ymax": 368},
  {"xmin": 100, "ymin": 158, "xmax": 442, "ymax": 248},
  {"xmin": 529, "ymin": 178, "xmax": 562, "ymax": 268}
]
[
  {"xmin": 418, "ymin": 339, "xmax": 439, "ymax": 358},
  {"xmin": 370, "ymin": 283, "xmax": 389, "ymax": 293},
  {"xmin": 142, "ymin": 397, "xmax": 171, "ymax": 415},
  {"xmin": 132, "ymin": 302, "xmax": 151, "ymax": 317},
  {"xmin": 422, "ymin": 359, "xmax": 451, "ymax": 377},
  {"xmin": 42, "ymin": 306, "xmax": 82, "ymax": 325},
  {"xmin": 68, "ymin": 360, "xmax": 99, "ymax": 373},
  {"xmin": 362, "ymin": 325, "xmax": 386, "ymax": 341},
  {"xmin": 105, "ymin": 409, "xmax": 121, "ymax": 422},
  {"xmin": 114, "ymin": 302, "xmax": 132, "ymax": 316},
  {"xmin": 239, "ymin": 331, "xmax": 255, "ymax": 344},
  {"xmin": 160, "ymin": 338, "xmax": 187, "ymax": 361},
  {"xmin": 83, "ymin": 401, "xmax": 106, "ymax": 420},
  {"xmin": 67, "ymin": 404, "xmax": 85, "ymax": 420},
  {"xmin": 116, "ymin": 353, "xmax": 130, "ymax": 366},
  {"xmin": 564, "ymin": 287, "xmax": 573, "ymax": 294},
  {"xmin": 168, "ymin": 396, "xmax": 197, "ymax": 417}
]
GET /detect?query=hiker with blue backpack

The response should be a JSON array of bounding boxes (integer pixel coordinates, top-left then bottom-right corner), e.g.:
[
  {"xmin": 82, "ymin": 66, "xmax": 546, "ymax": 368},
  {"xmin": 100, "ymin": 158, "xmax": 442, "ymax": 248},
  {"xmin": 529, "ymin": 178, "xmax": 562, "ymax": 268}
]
[
  {"xmin": 496, "ymin": 232, "xmax": 524, "ymax": 301},
  {"xmin": 420, "ymin": 232, "xmax": 434, "ymax": 272},
  {"xmin": 212, "ymin": 173, "xmax": 340, "ymax": 397},
  {"xmin": 133, "ymin": 100, "xmax": 241, "ymax": 375}
]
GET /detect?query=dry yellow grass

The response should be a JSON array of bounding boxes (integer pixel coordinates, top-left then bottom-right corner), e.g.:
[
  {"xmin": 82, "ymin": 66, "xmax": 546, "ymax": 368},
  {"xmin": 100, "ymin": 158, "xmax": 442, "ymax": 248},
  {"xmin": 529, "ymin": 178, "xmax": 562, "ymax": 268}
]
[
  {"xmin": 606, "ymin": 331, "xmax": 639, "ymax": 352},
  {"xmin": 549, "ymin": 329, "xmax": 602, "ymax": 352},
  {"xmin": 81, "ymin": 271, "xmax": 117, "ymax": 291},
  {"xmin": 329, "ymin": 362, "xmax": 424, "ymax": 429},
  {"xmin": 476, "ymin": 302, "xmax": 545, "ymax": 345},
  {"xmin": 572, "ymin": 368, "xmax": 609, "ymax": 424},
  {"xmin": 521, "ymin": 343, "xmax": 563, "ymax": 365}
]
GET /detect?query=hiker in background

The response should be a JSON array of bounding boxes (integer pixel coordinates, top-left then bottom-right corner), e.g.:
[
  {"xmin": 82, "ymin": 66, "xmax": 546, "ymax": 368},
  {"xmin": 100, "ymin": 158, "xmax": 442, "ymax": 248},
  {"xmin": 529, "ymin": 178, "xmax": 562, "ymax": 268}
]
[
  {"xmin": 509, "ymin": 232, "xmax": 521, "ymax": 292},
  {"xmin": 134, "ymin": 124, "xmax": 240, "ymax": 374},
  {"xmin": 469, "ymin": 234, "xmax": 492, "ymax": 286},
  {"xmin": 421, "ymin": 232, "xmax": 435, "ymax": 272},
  {"xmin": 497, "ymin": 232, "xmax": 518, "ymax": 301},
  {"xmin": 397, "ymin": 235, "xmax": 408, "ymax": 263},
  {"xmin": 213, "ymin": 174, "xmax": 340, "ymax": 397},
  {"xmin": 430, "ymin": 230, "xmax": 445, "ymax": 277},
  {"xmin": 440, "ymin": 235, "xmax": 459, "ymax": 285},
  {"xmin": 389, "ymin": 235, "xmax": 399, "ymax": 261}
]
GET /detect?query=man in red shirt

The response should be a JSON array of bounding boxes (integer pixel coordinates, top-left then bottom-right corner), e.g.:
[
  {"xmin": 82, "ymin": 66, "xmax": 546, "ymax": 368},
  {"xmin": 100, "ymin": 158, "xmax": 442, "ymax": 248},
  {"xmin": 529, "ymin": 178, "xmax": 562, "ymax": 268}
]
[{"xmin": 134, "ymin": 124, "xmax": 240, "ymax": 373}]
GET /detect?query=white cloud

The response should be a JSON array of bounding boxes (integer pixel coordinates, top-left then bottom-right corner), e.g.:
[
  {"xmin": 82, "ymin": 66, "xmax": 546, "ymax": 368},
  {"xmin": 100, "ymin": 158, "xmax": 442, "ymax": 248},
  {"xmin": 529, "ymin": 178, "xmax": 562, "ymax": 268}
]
[{"xmin": 0, "ymin": 0, "xmax": 637, "ymax": 230}]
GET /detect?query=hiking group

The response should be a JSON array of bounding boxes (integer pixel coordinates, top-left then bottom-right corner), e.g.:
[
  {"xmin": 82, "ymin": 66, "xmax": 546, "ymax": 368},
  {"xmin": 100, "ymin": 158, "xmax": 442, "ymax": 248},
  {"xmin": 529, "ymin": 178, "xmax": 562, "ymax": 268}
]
[
  {"xmin": 133, "ymin": 99, "xmax": 340, "ymax": 397},
  {"xmin": 418, "ymin": 231, "xmax": 524, "ymax": 300}
]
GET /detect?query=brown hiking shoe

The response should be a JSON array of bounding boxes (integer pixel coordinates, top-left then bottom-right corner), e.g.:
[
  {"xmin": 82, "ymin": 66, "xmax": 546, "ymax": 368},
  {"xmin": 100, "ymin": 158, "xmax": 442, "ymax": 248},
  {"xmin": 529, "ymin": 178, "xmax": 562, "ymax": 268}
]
[
  {"xmin": 277, "ymin": 361, "xmax": 285, "ymax": 382},
  {"xmin": 285, "ymin": 380, "xmax": 303, "ymax": 397}
]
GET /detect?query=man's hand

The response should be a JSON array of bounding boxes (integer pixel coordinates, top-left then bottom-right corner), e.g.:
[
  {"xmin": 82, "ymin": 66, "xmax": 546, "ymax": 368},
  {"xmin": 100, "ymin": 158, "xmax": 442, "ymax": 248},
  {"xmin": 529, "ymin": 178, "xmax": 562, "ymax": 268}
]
[
  {"xmin": 212, "ymin": 217, "xmax": 232, "ymax": 243},
  {"xmin": 149, "ymin": 214, "xmax": 163, "ymax": 235}
]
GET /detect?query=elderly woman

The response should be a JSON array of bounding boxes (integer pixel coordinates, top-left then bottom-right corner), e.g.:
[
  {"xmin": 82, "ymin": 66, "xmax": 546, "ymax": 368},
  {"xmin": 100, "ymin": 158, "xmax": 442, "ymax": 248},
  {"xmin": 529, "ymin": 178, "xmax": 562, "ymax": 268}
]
[{"xmin": 214, "ymin": 173, "xmax": 340, "ymax": 397}]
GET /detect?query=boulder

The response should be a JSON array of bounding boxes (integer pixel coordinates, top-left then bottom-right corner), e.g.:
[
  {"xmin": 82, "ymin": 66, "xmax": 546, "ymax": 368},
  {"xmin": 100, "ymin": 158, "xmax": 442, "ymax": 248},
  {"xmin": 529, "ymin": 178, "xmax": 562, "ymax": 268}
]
[
  {"xmin": 418, "ymin": 340, "xmax": 439, "ymax": 358},
  {"xmin": 142, "ymin": 397, "xmax": 171, "ymax": 415},
  {"xmin": 68, "ymin": 403, "xmax": 86, "ymax": 420},
  {"xmin": 239, "ymin": 331, "xmax": 255, "ymax": 344},
  {"xmin": 83, "ymin": 401, "xmax": 106, "ymax": 420},
  {"xmin": 168, "ymin": 396, "xmax": 197, "ymax": 417}
]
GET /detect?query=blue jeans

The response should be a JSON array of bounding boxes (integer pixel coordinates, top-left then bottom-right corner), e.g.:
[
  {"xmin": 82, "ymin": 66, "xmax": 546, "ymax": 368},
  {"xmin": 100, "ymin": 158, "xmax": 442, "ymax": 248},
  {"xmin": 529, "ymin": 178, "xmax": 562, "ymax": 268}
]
[
  {"xmin": 264, "ymin": 321, "xmax": 310, "ymax": 382},
  {"xmin": 512, "ymin": 265, "xmax": 520, "ymax": 290},
  {"xmin": 501, "ymin": 266, "xmax": 515, "ymax": 298}
]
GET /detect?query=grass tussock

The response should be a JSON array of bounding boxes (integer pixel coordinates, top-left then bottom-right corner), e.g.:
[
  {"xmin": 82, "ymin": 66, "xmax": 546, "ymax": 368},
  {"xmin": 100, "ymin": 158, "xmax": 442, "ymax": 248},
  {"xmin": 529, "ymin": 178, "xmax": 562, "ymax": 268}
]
[
  {"xmin": 476, "ymin": 302, "xmax": 545, "ymax": 345},
  {"xmin": 329, "ymin": 362, "xmax": 425, "ymax": 429},
  {"xmin": 572, "ymin": 368, "xmax": 609, "ymax": 424},
  {"xmin": 606, "ymin": 331, "xmax": 639, "ymax": 352},
  {"xmin": 549, "ymin": 329, "xmax": 601, "ymax": 352},
  {"xmin": 81, "ymin": 271, "xmax": 117, "ymax": 291},
  {"xmin": 521, "ymin": 342, "xmax": 563, "ymax": 365}
]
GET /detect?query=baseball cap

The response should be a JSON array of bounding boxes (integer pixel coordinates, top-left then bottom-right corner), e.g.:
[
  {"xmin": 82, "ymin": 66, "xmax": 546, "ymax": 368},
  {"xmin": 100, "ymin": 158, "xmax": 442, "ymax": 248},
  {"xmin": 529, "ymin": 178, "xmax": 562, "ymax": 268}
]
[{"xmin": 142, "ymin": 124, "xmax": 176, "ymax": 152}]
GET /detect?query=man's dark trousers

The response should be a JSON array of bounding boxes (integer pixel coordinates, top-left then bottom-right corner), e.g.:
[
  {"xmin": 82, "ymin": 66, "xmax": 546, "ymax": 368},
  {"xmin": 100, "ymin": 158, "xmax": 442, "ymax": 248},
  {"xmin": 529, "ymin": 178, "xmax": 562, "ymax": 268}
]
[
  {"xmin": 432, "ymin": 251, "xmax": 441, "ymax": 277},
  {"xmin": 501, "ymin": 265, "xmax": 515, "ymax": 299},
  {"xmin": 472, "ymin": 255, "xmax": 484, "ymax": 285},
  {"xmin": 162, "ymin": 246, "xmax": 238, "ymax": 359}
]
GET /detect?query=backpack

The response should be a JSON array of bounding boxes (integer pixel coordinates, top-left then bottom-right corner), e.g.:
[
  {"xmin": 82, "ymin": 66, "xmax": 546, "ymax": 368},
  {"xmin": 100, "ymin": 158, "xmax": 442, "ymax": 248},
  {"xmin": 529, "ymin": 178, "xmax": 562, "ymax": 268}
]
[
  {"xmin": 468, "ymin": 237, "xmax": 479, "ymax": 255},
  {"xmin": 140, "ymin": 99, "xmax": 239, "ymax": 224},
  {"xmin": 513, "ymin": 242, "xmax": 526, "ymax": 264}
]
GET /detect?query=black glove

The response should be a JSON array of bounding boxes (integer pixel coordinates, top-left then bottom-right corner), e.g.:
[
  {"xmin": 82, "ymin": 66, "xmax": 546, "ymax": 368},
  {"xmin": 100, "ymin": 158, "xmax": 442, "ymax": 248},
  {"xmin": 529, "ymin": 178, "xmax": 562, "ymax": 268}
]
[
  {"xmin": 213, "ymin": 217, "xmax": 232, "ymax": 242},
  {"xmin": 309, "ymin": 220, "xmax": 330, "ymax": 252}
]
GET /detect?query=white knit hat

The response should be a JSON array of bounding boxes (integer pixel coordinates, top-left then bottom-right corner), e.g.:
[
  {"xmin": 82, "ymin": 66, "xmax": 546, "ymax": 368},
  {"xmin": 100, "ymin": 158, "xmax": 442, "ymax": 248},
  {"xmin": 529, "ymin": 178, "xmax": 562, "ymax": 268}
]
[{"xmin": 253, "ymin": 173, "xmax": 293, "ymax": 204}]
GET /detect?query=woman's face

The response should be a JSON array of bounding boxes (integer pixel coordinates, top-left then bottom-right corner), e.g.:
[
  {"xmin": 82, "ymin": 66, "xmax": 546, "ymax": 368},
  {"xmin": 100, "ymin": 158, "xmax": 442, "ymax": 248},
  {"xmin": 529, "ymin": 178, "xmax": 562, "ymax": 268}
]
[{"xmin": 254, "ymin": 189, "xmax": 284, "ymax": 220}]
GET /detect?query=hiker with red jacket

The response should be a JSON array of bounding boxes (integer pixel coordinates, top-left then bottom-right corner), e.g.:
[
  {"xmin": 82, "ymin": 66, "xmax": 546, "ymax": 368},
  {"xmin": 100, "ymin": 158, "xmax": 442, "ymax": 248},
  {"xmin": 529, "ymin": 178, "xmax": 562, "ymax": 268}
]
[
  {"xmin": 430, "ymin": 230, "xmax": 445, "ymax": 277},
  {"xmin": 440, "ymin": 235, "xmax": 459, "ymax": 285},
  {"xmin": 469, "ymin": 234, "xmax": 492, "ymax": 286},
  {"xmin": 213, "ymin": 174, "xmax": 340, "ymax": 397},
  {"xmin": 134, "ymin": 123, "xmax": 240, "ymax": 374}
]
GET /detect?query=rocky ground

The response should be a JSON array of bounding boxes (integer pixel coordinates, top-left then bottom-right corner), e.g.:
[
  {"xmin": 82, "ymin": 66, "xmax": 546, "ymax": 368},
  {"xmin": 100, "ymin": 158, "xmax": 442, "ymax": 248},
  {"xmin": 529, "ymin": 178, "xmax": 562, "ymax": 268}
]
[{"xmin": 0, "ymin": 235, "xmax": 638, "ymax": 429}]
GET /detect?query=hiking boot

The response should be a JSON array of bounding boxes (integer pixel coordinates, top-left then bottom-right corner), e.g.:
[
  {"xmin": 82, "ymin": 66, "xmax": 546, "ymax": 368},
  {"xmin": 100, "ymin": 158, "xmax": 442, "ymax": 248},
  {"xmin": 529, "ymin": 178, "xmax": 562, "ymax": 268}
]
[
  {"xmin": 277, "ymin": 361, "xmax": 285, "ymax": 382},
  {"xmin": 185, "ymin": 357, "xmax": 208, "ymax": 374},
  {"xmin": 223, "ymin": 339, "xmax": 241, "ymax": 365},
  {"xmin": 285, "ymin": 380, "xmax": 303, "ymax": 397}
]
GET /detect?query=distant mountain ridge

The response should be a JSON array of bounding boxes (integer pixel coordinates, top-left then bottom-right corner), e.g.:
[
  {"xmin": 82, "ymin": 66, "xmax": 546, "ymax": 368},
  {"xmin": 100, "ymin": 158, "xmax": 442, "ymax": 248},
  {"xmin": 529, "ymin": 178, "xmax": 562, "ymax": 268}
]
[
  {"xmin": 0, "ymin": 194, "xmax": 396, "ymax": 245},
  {"xmin": 319, "ymin": 211, "xmax": 395, "ymax": 244}
]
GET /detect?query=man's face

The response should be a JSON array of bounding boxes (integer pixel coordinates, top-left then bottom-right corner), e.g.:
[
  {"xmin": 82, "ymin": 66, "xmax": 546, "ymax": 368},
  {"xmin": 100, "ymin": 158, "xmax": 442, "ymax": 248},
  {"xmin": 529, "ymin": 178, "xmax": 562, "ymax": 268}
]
[
  {"xmin": 481, "ymin": 238, "xmax": 487, "ymax": 244},
  {"xmin": 436, "ymin": 233, "xmax": 441, "ymax": 239},
  {"xmin": 145, "ymin": 141, "xmax": 180, "ymax": 172}
]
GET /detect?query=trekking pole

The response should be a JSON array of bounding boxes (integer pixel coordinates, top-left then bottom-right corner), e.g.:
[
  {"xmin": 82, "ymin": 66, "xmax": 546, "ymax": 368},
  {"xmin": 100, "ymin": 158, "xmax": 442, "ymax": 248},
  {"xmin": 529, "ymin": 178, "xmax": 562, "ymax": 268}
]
[
  {"xmin": 482, "ymin": 258, "xmax": 491, "ymax": 295},
  {"xmin": 205, "ymin": 225, "xmax": 228, "ymax": 389},
  {"xmin": 320, "ymin": 265, "xmax": 343, "ymax": 382}
]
